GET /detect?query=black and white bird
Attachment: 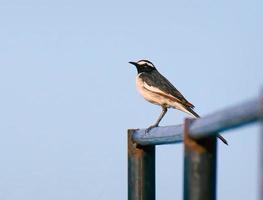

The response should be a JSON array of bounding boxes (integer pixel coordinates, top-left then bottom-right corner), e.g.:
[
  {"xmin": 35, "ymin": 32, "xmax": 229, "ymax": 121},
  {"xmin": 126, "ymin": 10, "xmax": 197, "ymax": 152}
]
[{"xmin": 129, "ymin": 59, "xmax": 228, "ymax": 145}]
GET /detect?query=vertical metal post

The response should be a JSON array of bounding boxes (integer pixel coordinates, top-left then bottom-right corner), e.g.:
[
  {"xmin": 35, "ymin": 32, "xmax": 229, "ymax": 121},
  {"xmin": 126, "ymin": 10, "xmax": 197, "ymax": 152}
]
[
  {"xmin": 260, "ymin": 91, "xmax": 263, "ymax": 200},
  {"xmin": 183, "ymin": 118, "xmax": 217, "ymax": 200},
  {"xmin": 128, "ymin": 129, "xmax": 155, "ymax": 200}
]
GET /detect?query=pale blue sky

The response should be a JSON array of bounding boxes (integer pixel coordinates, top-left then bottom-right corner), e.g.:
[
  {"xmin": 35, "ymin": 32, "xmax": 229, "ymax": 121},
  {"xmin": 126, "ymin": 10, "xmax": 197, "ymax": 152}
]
[{"xmin": 0, "ymin": 0, "xmax": 263, "ymax": 199}]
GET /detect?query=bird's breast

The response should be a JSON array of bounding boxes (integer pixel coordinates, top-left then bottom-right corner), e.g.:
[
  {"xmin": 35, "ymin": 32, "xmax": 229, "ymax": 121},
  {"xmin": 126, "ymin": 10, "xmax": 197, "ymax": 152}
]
[{"xmin": 136, "ymin": 74, "xmax": 167, "ymax": 106}]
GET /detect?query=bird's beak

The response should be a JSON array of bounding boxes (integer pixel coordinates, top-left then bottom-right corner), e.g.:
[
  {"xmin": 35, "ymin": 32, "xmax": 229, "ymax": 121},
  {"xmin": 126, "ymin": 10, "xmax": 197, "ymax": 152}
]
[{"xmin": 129, "ymin": 61, "xmax": 137, "ymax": 66}]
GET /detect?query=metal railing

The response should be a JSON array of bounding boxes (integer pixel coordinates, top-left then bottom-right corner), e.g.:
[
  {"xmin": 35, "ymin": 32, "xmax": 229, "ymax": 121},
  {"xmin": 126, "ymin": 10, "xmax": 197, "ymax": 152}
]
[{"xmin": 128, "ymin": 93, "xmax": 263, "ymax": 200}]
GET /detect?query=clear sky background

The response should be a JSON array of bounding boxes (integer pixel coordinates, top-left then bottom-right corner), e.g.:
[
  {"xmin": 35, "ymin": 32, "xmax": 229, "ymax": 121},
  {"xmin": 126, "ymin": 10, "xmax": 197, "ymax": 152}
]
[{"xmin": 0, "ymin": 0, "xmax": 263, "ymax": 199}]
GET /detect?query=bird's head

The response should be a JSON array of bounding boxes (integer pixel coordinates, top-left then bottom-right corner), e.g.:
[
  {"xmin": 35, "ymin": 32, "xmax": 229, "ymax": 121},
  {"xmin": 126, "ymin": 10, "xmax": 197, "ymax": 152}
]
[{"xmin": 129, "ymin": 59, "xmax": 156, "ymax": 73}]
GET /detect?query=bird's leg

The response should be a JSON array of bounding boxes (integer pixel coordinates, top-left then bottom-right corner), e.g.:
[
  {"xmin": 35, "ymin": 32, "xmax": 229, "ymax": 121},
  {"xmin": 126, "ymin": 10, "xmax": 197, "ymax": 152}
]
[
  {"xmin": 153, "ymin": 106, "xmax": 168, "ymax": 127},
  {"xmin": 146, "ymin": 106, "xmax": 168, "ymax": 133}
]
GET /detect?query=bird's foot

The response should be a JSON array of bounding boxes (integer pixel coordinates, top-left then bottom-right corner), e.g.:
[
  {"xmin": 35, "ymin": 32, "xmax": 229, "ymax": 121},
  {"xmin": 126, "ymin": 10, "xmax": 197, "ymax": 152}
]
[{"xmin": 145, "ymin": 124, "xmax": 158, "ymax": 135}]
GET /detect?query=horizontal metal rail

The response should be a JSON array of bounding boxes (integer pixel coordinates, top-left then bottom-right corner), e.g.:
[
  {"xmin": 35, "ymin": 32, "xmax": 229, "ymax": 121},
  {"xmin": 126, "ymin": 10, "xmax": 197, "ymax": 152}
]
[{"xmin": 132, "ymin": 97, "xmax": 261, "ymax": 146}]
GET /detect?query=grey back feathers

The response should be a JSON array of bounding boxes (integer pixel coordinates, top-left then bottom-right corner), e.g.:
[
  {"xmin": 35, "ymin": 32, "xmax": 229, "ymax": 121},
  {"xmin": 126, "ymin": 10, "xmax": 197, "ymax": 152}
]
[{"xmin": 139, "ymin": 71, "xmax": 195, "ymax": 110}]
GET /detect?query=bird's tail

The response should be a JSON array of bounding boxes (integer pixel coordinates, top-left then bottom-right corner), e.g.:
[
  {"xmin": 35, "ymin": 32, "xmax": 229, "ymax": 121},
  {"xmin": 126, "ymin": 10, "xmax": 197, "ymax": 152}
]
[
  {"xmin": 185, "ymin": 107, "xmax": 200, "ymax": 118},
  {"xmin": 184, "ymin": 106, "xmax": 228, "ymax": 145}
]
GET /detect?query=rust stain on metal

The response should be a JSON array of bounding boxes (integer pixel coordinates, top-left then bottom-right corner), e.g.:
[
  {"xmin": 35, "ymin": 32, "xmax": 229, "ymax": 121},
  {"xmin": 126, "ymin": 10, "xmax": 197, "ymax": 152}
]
[
  {"xmin": 184, "ymin": 119, "xmax": 218, "ymax": 154},
  {"xmin": 128, "ymin": 129, "xmax": 145, "ymax": 158},
  {"xmin": 128, "ymin": 129, "xmax": 156, "ymax": 200},
  {"xmin": 184, "ymin": 118, "xmax": 206, "ymax": 153},
  {"xmin": 183, "ymin": 118, "xmax": 217, "ymax": 200}
]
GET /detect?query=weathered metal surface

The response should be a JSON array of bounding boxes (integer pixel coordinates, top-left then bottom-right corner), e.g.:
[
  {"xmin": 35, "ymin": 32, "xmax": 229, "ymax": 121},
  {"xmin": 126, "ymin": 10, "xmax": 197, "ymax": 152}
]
[
  {"xmin": 133, "ymin": 97, "xmax": 260, "ymax": 146},
  {"xmin": 133, "ymin": 125, "xmax": 183, "ymax": 145},
  {"xmin": 128, "ymin": 129, "xmax": 155, "ymax": 200},
  {"xmin": 183, "ymin": 118, "xmax": 217, "ymax": 200}
]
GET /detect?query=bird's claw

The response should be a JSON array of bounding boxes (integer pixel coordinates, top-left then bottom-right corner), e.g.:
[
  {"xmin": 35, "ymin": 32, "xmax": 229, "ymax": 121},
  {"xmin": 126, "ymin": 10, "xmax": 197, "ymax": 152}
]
[{"xmin": 145, "ymin": 124, "xmax": 158, "ymax": 135}]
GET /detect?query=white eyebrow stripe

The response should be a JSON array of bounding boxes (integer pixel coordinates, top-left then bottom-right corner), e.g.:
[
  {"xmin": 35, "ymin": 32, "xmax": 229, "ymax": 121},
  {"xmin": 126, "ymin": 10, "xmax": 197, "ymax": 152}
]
[
  {"xmin": 137, "ymin": 61, "xmax": 147, "ymax": 65},
  {"xmin": 137, "ymin": 60, "xmax": 154, "ymax": 68}
]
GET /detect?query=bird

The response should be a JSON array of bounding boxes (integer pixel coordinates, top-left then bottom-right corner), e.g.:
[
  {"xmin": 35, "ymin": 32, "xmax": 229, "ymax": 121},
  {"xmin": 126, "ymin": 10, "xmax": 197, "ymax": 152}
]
[{"xmin": 129, "ymin": 59, "xmax": 228, "ymax": 145}]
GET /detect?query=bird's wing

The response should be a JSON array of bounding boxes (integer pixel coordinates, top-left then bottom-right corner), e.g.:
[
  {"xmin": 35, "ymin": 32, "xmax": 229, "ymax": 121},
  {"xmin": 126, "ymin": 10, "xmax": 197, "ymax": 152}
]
[{"xmin": 140, "ymin": 71, "xmax": 195, "ymax": 109}]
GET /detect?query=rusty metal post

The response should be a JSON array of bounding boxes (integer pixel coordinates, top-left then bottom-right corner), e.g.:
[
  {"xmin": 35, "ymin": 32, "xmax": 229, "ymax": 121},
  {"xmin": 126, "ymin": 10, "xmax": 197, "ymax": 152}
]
[
  {"xmin": 128, "ymin": 129, "xmax": 155, "ymax": 200},
  {"xmin": 183, "ymin": 118, "xmax": 217, "ymax": 200}
]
